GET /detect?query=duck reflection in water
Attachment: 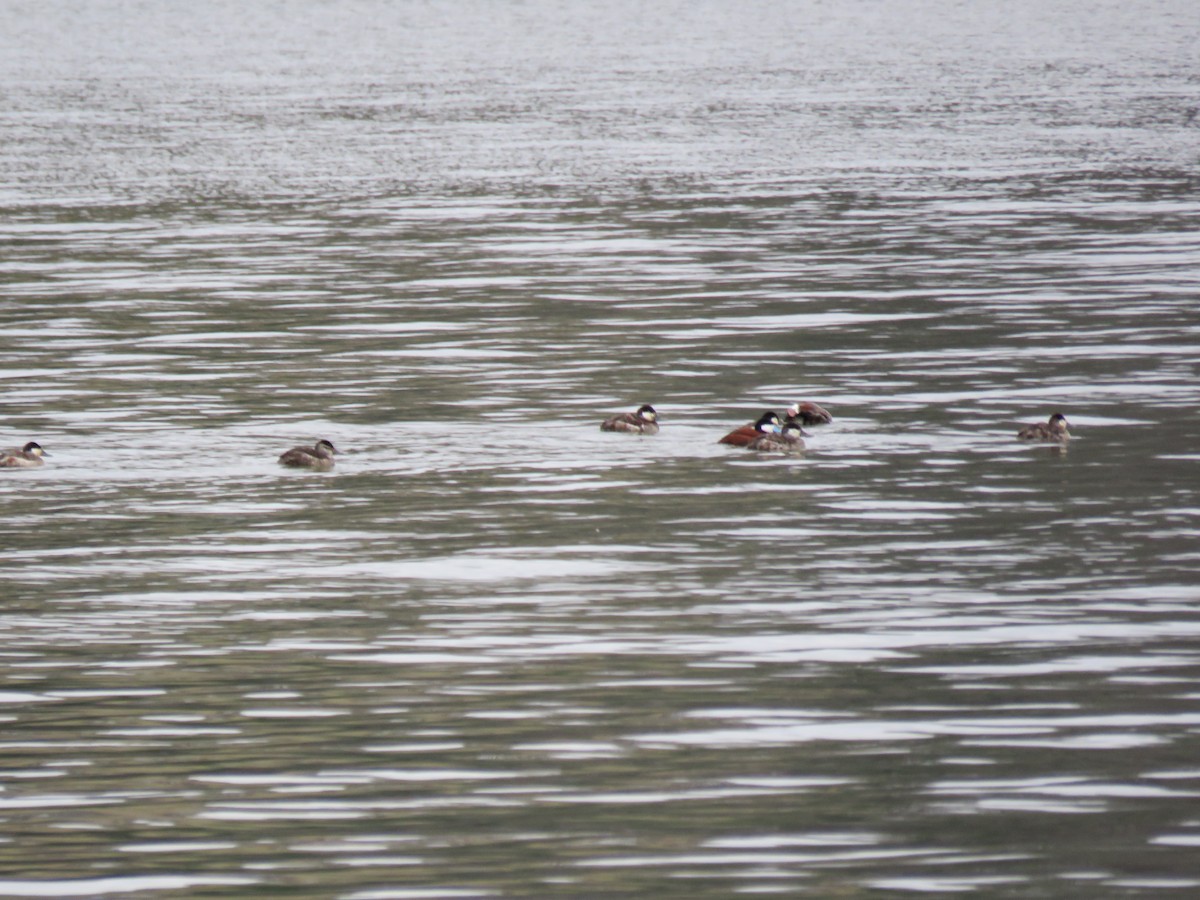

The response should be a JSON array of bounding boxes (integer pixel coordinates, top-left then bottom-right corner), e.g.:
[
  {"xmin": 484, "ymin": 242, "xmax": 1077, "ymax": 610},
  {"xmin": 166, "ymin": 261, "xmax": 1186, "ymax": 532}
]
[
  {"xmin": 279, "ymin": 439, "xmax": 338, "ymax": 470},
  {"xmin": 600, "ymin": 404, "xmax": 659, "ymax": 435}
]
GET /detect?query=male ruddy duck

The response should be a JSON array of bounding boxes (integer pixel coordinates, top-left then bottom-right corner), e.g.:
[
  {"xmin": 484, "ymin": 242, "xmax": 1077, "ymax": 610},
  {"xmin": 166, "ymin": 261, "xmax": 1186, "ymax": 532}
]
[
  {"xmin": 746, "ymin": 421, "xmax": 806, "ymax": 453},
  {"xmin": 718, "ymin": 410, "xmax": 781, "ymax": 446},
  {"xmin": 720, "ymin": 411, "xmax": 782, "ymax": 446},
  {"xmin": 788, "ymin": 400, "xmax": 833, "ymax": 427},
  {"xmin": 279, "ymin": 439, "xmax": 338, "ymax": 470},
  {"xmin": 1017, "ymin": 413, "xmax": 1070, "ymax": 442},
  {"xmin": 601, "ymin": 404, "xmax": 659, "ymax": 435},
  {"xmin": 0, "ymin": 441, "xmax": 49, "ymax": 468}
]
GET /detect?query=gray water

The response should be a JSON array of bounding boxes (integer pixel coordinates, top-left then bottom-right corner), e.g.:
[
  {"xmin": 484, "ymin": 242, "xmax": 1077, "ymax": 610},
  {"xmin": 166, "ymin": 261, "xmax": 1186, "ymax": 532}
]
[{"xmin": 3, "ymin": 1, "xmax": 1200, "ymax": 897}]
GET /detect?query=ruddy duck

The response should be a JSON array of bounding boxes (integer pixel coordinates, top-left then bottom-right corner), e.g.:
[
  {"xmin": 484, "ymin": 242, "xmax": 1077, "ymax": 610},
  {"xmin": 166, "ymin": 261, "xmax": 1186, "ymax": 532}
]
[
  {"xmin": 601, "ymin": 404, "xmax": 659, "ymax": 435},
  {"xmin": 0, "ymin": 441, "xmax": 49, "ymax": 468},
  {"xmin": 718, "ymin": 411, "xmax": 781, "ymax": 446},
  {"xmin": 1017, "ymin": 413, "xmax": 1070, "ymax": 442},
  {"xmin": 787, "ymin": 400, "xmax": 833, "ymax": 426},
  {"xmin": 279, "ymin": 439, "xmax": 338, "ymax": 470},
  {"xmin": 746, "ymin": 421, "xmax": 806, "ymax": 453}
]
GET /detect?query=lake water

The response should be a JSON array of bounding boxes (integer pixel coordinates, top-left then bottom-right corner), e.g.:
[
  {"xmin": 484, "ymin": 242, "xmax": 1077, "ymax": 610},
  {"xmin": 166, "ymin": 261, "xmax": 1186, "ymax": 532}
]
[{"xmin": 2, "ymin": 1, "xmax": 1200, "ymax": 896}]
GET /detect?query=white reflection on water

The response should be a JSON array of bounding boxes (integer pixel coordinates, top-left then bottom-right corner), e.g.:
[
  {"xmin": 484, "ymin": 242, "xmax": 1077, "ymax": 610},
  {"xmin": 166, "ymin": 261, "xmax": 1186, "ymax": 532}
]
[
  {"xmin": 0, "ymin": 877, "xmax": 258, "ymax": 897},
  {"xmin": 320, "ymin": 554, "xmax": 643, "ymax": 583}
]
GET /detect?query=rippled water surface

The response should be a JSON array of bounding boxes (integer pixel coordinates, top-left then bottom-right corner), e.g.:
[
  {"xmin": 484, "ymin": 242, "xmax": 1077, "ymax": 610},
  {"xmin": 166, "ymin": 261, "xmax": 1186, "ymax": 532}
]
[{"xmin": 3, "ymin": 1, "xmax": 1200, "ymax": 896}]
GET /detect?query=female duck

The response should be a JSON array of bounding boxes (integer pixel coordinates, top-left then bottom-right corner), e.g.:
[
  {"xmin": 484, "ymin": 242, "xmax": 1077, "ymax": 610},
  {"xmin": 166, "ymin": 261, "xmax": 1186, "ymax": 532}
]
[
  {"xmin": 0, "ymin": 441, "xmax": 49, "ymax": 468},
  {"xmin": 747, "ymin": 420, "xmax": 806, "ymax": 453},
  {"xmin": 601, "ymin": 404, "xmax": 659, "ymax": 435},
  {"xmin": 1017, "ymin": 413, "xmax": 1070, "ymax": 442},
  {"xmin": 787, "ymin": 400, "xmax": 833, "ymax": 426},
  {"xmin": 719, "ymin": 410, "xmax": 781, "ymax": 446},
  {"xmin": 279, "ymin": 439, "xmax": 338, "ymax": 470}
]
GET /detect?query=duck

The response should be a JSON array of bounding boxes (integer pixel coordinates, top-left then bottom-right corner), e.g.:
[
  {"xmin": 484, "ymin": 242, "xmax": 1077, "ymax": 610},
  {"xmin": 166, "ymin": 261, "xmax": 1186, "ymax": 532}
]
[
  {"xmin": 279, "ymin": 439, "xmax": 338, "ymax": 470},
  {"xmin": 787, "ymin": 400, "xmax": 833, "ymax": 426},
  {"xmin": 746, "ymin": 421, "xmax": 806, "ymax": 453},
  {"xmin": 720, "ymin": 411, "xmax": 783, "ymax": 446},
  {"xmin": 1017, "ymin": 412, "xmax": 1070, "ymax": 442},
  {"xmin": 718, "ymin": 410, "xmax": 782, "ymax": 446},
  {"xmin": 0, "ymin": 441, "xmax": 49, "ymax": 468},
  {"xmin": 601, "ymin": 404, "xmax": 659, "ymax": 435}
]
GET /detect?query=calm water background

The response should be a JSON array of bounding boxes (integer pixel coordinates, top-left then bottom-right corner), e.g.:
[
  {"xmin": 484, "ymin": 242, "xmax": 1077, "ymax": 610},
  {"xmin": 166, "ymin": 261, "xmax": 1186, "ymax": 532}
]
[{"xmin": 2, "ymin": 1, "xmax": 1200, "ymax": 897}]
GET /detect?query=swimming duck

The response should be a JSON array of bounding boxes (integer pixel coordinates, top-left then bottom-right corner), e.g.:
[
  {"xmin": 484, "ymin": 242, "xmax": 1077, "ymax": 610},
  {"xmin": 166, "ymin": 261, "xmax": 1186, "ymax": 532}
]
[
  {"xmin": 746, "ymin": 421, "xmax": 806, "ymax": 453},
  {"xmin": 279, "ymin": 439, "xmax": 337, "ymax": 470},
  {"xmin": 601, "ymin": 404, "xmax": 659, "ymax": 435},
  {"xmin": 787, "ymin": 400, "xmax": 833, "ymax": 426},
  {"xmin": 718, "ymin": 411, "xmax": 781, "ymax": 446},
  {"xmin": 1017, "ymin": 413, "xmax": 1070, "ymax": 442},
  {"xmin": 0, "ymin": 441, "xmax": 49, "ymax": 468}
]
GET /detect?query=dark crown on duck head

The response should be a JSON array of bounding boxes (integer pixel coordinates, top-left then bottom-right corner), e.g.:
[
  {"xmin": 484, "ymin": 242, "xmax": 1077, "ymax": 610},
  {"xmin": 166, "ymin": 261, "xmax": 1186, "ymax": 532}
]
[
  {"xmin": 636, "ymin": 404, "xmax": 658, "ymax": 421},
  {"xmin": 783, "ymin": 417, "xmax": 811, "ymax": 437},
  {"xmin": 754, "ymin": 411, "xmax": 781, "ymax": 431}
]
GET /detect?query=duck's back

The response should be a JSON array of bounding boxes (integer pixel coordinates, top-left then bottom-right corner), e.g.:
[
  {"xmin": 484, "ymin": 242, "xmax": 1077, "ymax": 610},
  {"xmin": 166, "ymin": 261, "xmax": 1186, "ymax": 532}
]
[
  {"xmin": 746, "ymin": 432, "xmax": 805, "ymax": 453},
  {"xmin": 601, "ymin": 413, "xmax": 657, "ymax": 434},
  {"xmin": 0, "ymin": 443, "xmax": 47, "ymax": 467},
  {"xmin": 0, "ymin": 454, "xmax": 41, "ymax": 468},
  {"xmin": 1017, "ymin": 415, "xmax": 1069, "ymax": 442},
  {"xmin": 279, "ymin": 446, "xmax": 334, "ymax": 469},
  {"xmin": 718, "ymin": 423, "xmax": 759, "ymax": 446},
  {"xmin": 790, "ymin": 401, "xmax": 833, "ymax": 426}
]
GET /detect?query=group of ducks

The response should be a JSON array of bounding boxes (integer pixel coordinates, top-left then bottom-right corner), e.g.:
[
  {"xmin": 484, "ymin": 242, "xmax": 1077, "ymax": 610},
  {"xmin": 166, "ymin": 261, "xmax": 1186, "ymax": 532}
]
[
  {"xmin": 600, "ymin": 400, "xmax": 835, "ymax": 453},
  {"xmin": 272, "ymin": 401, "xmax": 832, "ymax": 471},
  {"xmin": 602, "ymin": 403, "xmax": 1071, "ymax": 449},
  {"xmin": 0, "ymin": 409, "xmax": 1070, "ymax": 472}
]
